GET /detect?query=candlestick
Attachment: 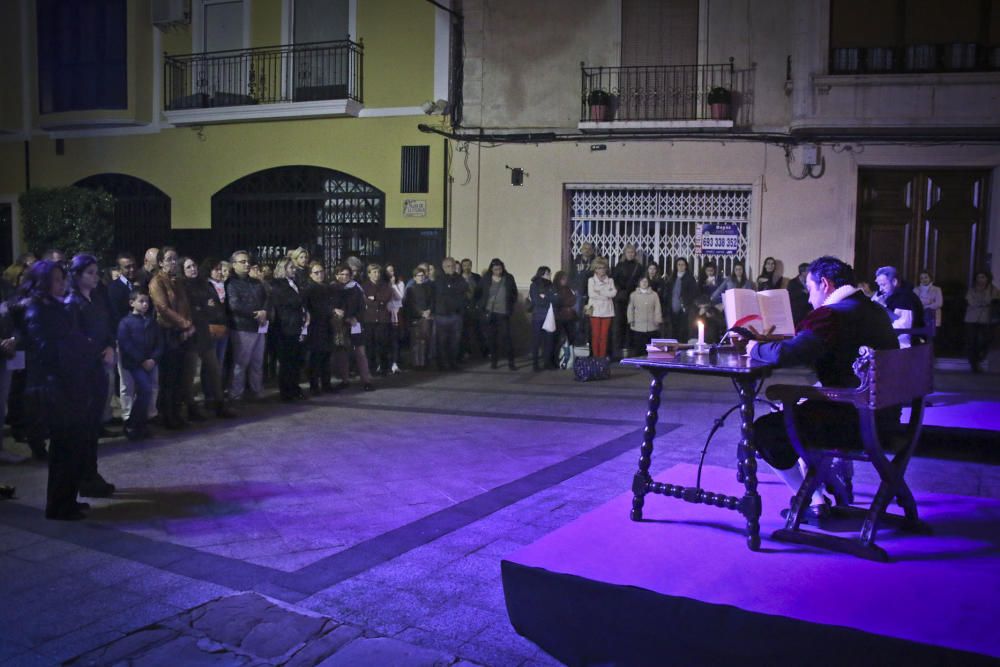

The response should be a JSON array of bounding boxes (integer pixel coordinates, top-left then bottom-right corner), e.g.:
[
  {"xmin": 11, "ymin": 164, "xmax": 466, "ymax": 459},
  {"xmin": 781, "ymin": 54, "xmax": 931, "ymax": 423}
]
[{"xmin": 697, "ymin": 320, "xmax": 705, "ymax": 345}]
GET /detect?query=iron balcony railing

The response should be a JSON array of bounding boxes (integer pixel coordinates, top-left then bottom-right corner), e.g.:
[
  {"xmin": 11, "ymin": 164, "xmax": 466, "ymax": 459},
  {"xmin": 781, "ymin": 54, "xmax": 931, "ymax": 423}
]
[
  {"xmin": 164, "ymin": 39, "xmax": 363, "ymax": 111},
  {"xmin": 581, "ymin": 60, "xmax": 742, "ymax": 124},
  {"xmin": 829, "ymin": 42, "xmax": 1000, "ymax": 75}
]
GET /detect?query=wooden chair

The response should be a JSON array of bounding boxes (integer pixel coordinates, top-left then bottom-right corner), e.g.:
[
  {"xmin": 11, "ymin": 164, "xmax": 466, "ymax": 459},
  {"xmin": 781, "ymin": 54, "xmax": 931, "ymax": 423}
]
[{"xmin": 765, "ymin": 344, "xmax": 934, "ymax": 561}]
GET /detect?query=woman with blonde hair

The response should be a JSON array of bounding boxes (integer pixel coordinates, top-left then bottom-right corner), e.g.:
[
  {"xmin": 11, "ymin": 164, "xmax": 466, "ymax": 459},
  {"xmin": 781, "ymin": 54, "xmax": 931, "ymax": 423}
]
[
  {"xmin": 587, "ymin": 257, "xmax": 617, "ymax": 358},
  {"xmin": 288, "ymin": 247, "xmax": 310, "ymax": 288}
]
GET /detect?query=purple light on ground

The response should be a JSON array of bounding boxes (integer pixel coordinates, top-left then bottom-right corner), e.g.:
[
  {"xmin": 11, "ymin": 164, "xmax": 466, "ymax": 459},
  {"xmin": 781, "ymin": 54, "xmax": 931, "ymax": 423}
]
[{"xmin": 904, "ymin": 393, "xmax": 1000, "ymax": 431}]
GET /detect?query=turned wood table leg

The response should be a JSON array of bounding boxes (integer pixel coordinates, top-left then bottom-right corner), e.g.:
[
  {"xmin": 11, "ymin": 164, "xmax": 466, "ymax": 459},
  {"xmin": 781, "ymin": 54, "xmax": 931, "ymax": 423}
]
[
  {"xmin": 736, "ymin": 377, "xmax": 762, "ymax": 550},
  {"xmin": 631, "ymin": 369, "xmax": 667, "ymax": 521}
]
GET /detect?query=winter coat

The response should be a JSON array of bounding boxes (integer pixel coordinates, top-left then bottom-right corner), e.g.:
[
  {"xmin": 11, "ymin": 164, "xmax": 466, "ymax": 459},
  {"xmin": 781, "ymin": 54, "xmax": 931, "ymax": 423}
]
[
  {"xmin": 304, "ymin": 282, "xmax": 337, "ymax": 352},
  {"xmin": 528, "ymin": 277, "xmax": 558, "ymax": 323},
  {"xmin": 587, "ymin": 275, "xmax": 617, "ymax": 318},
  {"xmin": 270, "ymin": 278, "xmax": 307, "ymax": 338},
  {"xmin": 361, "ymin": 280, "xmax": 393, "ymax": 324},
  {"xmin": 434, "ymin": 273, "xmax": 467, "ymax": 317},
  {"xmin": 478, "ymin": 273, "xmax": 518, "ymax": 315},
  {"xmin": 148, "ymin": 272, "xmax": 193, "ymax": 333},
  {"xmin": 225, "ymin": 273, "xmax": 269, "ymax": 332},
  {"xmin": 628, "ymin": 289, "xmax": 663, "ymax": 333},
  {"xmin": 404, "ymin": 282, "xmax": 435, "ymax": 321}
]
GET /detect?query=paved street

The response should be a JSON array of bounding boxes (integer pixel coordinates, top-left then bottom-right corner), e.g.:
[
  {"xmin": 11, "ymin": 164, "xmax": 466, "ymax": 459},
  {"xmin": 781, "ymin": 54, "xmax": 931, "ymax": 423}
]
[{"xmin": 1, "ymin": 360, "xmax": 998, "ymax": 666}]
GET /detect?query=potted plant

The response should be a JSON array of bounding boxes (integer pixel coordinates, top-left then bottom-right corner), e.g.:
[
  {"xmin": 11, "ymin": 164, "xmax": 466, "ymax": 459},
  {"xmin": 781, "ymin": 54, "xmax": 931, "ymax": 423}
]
[
  {"xmin": 707, "ymin": 86, "xmax": 731, "ymax": 120},
  {"xmin": 587, "ymin": 89, "xmax": 612, "ymax": 122}
]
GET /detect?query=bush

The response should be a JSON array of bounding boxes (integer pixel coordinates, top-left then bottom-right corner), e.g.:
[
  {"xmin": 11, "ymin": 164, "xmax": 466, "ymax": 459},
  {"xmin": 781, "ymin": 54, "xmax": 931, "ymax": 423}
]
[{"xmin": 19, "ymin": 187, "xmax": 115, "ymax": 264}]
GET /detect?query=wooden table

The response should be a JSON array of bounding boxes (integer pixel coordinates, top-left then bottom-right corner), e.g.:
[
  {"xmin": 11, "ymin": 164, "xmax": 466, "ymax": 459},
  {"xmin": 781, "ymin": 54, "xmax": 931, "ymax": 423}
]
[{"xmin": 620, "ymin": 349, "xmax": 775, "ymax": 551}]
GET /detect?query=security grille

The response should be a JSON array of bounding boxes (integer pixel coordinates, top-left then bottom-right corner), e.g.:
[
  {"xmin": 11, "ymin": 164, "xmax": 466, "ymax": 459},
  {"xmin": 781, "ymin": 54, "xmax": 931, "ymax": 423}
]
[
  {"xmin": 75, "ymin": 173, "xmax": 171, "ymax": 261},
  {"xmin": 212, "ymin": 166, "xmax": 384, "ymax": 269},
  {"xmin": 566, "ymin": 184, "xmax": 752, "ymax": 275}
]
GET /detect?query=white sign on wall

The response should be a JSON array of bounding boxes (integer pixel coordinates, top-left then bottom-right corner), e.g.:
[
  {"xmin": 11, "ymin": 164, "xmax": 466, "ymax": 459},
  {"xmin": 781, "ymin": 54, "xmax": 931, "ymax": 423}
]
[
  {"xmin": 403, "ymin": 199, "xmax": 427, "ymax": 217},
  {"xmin": 695, "ymin": 223, "xmax": 740, "ymax": 255}
]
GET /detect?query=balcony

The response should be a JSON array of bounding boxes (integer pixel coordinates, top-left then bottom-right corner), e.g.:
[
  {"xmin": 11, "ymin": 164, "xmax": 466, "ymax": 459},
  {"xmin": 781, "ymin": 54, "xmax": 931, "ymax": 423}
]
[
  {"xmin": 163, "ymin": 40, "xmax": 363, "ymax": 125},
  {"xmin": 579, "ymin": 61, "xmax": 751, "ymax": 131}
]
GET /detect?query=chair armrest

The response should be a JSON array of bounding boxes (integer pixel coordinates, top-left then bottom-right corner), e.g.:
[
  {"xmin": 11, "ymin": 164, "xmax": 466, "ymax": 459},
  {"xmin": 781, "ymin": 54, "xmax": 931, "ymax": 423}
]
[{"xmin": 765, "ymin": 383, "xmax": 863, "ymax": 406}]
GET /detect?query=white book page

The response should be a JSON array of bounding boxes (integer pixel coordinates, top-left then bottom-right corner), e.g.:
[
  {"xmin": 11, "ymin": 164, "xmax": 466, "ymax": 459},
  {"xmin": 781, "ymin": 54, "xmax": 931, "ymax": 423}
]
[
  {"xmin": 757, "ymin": 289, "xmax": 795, "ymax": 336},
  {"xmin": 723, "ymin": 288, "xmax": 763, "ymax": 328}
]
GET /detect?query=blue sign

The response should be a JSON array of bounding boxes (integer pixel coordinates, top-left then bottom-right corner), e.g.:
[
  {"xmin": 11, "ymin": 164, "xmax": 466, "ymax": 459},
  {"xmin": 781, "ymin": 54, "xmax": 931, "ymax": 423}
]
[{"xmin": 698, "ymin": 223, "xmax": 740, "ymax": 255}]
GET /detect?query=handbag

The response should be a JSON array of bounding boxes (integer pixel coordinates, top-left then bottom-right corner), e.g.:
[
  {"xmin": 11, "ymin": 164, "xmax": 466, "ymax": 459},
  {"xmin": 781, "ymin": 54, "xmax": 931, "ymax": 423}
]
[
  {"xmin": 573, "ymin": 356, "xmax": 611, "ymax": 382},
  {"xmin": 208, "ymin": 323, "xmax": 228, "ymax": 340},
  {"xmin": 542, "ymin": 304, "xmax": 557, "ymax": 333}
]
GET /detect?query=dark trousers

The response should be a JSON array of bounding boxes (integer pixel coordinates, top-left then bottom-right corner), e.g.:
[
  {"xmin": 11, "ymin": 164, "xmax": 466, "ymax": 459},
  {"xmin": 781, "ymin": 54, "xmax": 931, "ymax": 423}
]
[
  {"xmin": 46, "ymin": 425, "xmax": 85, "ymax": 518},
  {"xmin": 485, "ymin": 313, "xmax": 515, "ymax": 366},
  {"xmin": 159, "ymin": 343, "xmax": 196, "ymax": 421},
  {"xmin": 365, "ymin": 323, "xmax": 390, "ymax": 372},
  {"xmin": 612, "ymin": 299, "xmax": 628, "ymax": 357},
  {"xmin": 81, "ymin": 365, "xmax": 109, "ymax": 485},
  {"xmin": 531, "ymin": 320, "xmax": 555, "ymax": 369},
  {"xmin": 629, "ymin": 329, "xmax": 654, "ymax": 353},
  {"xmin": 277, "ymin": 335, "xmax": 304, "ymax": 398},
  {"xmin": 435, "ymin": 314, "xmax": 462, "ymax": 369},
  {"xmin": 308, "ymin": 350, "xmax": 332, "ymax": 388},
  {"xmin": 966, "ymin": 323, "xmax": 993, "ymax": 370},
  {"xmin": 669, "ymin": 309, "xmax": 690, "ymax": 342},
  {"xmin": 127, "ymin": 366, "xmax": 155, "ymax": 434}
]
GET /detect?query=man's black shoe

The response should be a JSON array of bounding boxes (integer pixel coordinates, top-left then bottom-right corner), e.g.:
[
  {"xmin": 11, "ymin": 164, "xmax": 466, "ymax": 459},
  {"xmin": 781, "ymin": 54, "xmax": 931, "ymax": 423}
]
[{"xmin": 781, "ymin": 499, "xmax": 832, "ymax": 526}]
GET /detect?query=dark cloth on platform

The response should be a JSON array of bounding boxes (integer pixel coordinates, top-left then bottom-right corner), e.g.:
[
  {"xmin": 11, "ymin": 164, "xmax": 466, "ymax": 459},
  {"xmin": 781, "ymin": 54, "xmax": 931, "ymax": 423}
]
[{"xmin": 750, "ymin": 290, "xmax": 900, "ymax": 470}]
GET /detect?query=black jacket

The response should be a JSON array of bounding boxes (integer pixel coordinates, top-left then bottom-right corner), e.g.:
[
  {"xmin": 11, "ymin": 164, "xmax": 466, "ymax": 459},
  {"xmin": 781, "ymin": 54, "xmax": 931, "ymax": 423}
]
[
  {"xmin": 107, "ymin": 276, "xmax": 134, "ymax": 328},
  {"xmin": 663, "ymin": 273, "xmax": 698, "ymax": 314},
  {"xmin": 612, "ymin": 259, "xmax": 643, "ymax": 301},
  {"xmin": 434, "ymin": 273, "xmax": 467, "ymax": 316},
  {"xmin": 226, "ymin": 273, "xmax": 269, "ymax": 332},
  {"xmin": 751, "ymin": 291, "xmax": 898, "ymax": 388},
  {"xmin": 477, "ymin": 273, "xmax": 518, "ymax": 314},
  {"xmin": 404, "ymin": 282, "xmax": 435, "ymax": 320},
  {"xmin": 528, "ymin": 277, "xmax": 558, "ymax": 323},
  {"xmin": 117, "ymin": 313, "xmax": 164, "ymax": 371},
  {"xmin": 185, "ymin": 277, "xmax": 226, "ymax": 352},
  {"xmin": 270, "ymin": 279, "xmax": 306, "ymax": 338},
  {"xmin": 66, "ymin": 285, "xmax": 116, "ymax": 349},
  {"xmin": 304, "ymin": 282, "xmax": 337, "ymax": 352}
]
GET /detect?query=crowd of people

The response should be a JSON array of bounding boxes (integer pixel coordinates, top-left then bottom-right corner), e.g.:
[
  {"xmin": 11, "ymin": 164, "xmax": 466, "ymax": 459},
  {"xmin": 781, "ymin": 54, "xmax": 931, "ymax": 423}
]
[{"xmin": 0, "ymin": 241, "xmax": 996, "ymax": 520}]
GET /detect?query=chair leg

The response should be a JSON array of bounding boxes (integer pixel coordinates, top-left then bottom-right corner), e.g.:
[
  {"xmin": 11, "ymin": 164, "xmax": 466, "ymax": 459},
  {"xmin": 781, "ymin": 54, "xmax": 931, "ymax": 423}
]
[{"xmin": 785, "ymin": 464, "xmax": 821, "ymax": 530}]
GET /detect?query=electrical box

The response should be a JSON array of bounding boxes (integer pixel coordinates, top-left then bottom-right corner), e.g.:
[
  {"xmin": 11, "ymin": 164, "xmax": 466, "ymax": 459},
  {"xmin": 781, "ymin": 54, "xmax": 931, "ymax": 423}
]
[
  {"xmin": 152, "ymin": 0, "xmax": 190, "ymax": 29},
  {"xmin": 800, "ymin": 144, "xmax": 819, "ymax": 166}
]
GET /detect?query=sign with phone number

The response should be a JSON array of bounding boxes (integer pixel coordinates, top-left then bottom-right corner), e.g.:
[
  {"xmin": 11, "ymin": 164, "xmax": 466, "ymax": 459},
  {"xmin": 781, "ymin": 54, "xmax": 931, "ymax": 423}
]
[{"xmin": 696, "ymin": 223, "xmax": 741, "ymax": 255}]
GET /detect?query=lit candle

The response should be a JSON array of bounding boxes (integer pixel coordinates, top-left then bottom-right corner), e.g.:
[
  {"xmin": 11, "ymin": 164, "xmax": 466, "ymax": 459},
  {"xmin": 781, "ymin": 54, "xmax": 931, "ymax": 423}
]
[{"xmin": 697, "ymin": 320, "xmax": 705, "ymax": 345}]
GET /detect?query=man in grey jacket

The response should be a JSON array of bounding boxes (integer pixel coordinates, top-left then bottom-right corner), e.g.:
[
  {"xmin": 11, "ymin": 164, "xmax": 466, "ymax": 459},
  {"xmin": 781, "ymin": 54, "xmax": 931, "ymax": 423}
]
[{"xmin": 226, "ymin": 250, "xmax": 269, "ymax": 401}]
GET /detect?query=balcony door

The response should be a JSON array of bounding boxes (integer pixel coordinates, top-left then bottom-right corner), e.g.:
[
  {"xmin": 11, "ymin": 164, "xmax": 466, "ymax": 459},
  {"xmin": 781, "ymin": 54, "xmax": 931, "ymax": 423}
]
[
  {"xmin": 855, "ymin": 169, "xmax": 990, "ymax": 354},
  {"xmin": 619, "ymin": 0, "xmax": 699, "ymax": 120},
  {"xmin": 196, "ymin": 0, "xmax": 247, "ymax": 101},
  {"xmin": 292, "ymin": 0, "xmax": 351, "ymax": 101}
]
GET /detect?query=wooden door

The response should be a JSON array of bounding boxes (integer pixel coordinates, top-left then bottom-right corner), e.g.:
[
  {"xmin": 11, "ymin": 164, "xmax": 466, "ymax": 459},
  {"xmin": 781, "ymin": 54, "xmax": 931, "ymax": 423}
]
[{"xmin": 856, "ymin": 169, "xmax": 989, "ymax": 355}]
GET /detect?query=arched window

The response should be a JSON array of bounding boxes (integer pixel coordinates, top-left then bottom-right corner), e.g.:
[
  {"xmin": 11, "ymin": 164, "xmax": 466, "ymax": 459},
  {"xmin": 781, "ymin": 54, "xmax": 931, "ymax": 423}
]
[
  {"xmin": 74, "ymin": 174, "xmax": 172, "ymax": 258},
  {"xmin": 212, "ymin": 165, "xmax": 385, "ymax": 268}
]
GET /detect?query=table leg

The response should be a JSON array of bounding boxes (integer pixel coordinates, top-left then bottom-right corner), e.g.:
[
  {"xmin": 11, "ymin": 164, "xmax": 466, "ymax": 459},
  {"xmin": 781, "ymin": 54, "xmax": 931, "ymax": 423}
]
[
  {"xmin": 735, "ymin": 378, "xmax": 762, "ymax": 550},
  {"xmin": 631, "ymin": 369, "xmax": 667, "ymax": 521}
]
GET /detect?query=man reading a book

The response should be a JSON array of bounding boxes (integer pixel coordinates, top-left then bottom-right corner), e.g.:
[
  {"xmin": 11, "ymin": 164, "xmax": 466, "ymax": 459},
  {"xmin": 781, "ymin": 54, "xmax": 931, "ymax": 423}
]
[{"xmin": 744, "ymin": 256, "xmax": 899, "ymax": 522}]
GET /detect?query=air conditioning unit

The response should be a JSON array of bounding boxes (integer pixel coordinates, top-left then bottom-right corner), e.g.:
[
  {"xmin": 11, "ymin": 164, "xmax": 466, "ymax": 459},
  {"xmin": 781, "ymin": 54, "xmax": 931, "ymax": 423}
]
[{"xmin": 152, "ymin": 0, "xmax": 190, "ymax": 29}]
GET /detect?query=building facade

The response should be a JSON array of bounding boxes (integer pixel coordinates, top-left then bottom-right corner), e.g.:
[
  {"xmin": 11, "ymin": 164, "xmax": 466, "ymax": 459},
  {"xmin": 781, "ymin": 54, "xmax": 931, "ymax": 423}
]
[
  {"xmin": 0, "ymin": 0, "xmax": 453, "ymax": 271},
  {"xmin": 441, "ymin": 0, "xmax": 1000, "ymax": 352}
]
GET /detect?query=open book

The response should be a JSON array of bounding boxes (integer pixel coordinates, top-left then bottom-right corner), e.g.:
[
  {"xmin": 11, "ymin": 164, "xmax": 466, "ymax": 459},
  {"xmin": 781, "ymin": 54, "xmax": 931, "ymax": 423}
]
[{"xmin": 722, "ymin": 288, "xmax": 795, "ymax": 337}]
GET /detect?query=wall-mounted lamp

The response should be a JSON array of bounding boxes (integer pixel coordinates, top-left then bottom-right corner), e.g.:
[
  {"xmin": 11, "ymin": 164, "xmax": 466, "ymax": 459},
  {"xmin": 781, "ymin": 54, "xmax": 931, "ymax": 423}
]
[
  {"xmin": 421, "ymin": 99, "xmax": 451, "ymax": 115},
  {"xmin": 506, "ymin": 165, "xmax": 525, "ymax": 186}
]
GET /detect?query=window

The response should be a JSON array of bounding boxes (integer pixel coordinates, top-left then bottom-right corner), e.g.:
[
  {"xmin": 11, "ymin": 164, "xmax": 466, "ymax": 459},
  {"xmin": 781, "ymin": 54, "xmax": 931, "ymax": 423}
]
[
  {"xmin": 36, "ymin": 0, "xmax": 127, "ymax": 114},
  {"xmin": 291, "ymin": 0, "xmax": 352, "ymax": 100},
  {"xmin": 830, "ymin": 0, "xmax": 999, "ymax": 73}
]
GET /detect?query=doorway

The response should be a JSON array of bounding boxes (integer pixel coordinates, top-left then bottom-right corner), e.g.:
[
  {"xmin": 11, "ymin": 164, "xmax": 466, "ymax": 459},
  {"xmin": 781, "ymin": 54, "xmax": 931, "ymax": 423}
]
[{"xmin": 855, "ymin": 168, "xmax": 990, "ymax": 355}]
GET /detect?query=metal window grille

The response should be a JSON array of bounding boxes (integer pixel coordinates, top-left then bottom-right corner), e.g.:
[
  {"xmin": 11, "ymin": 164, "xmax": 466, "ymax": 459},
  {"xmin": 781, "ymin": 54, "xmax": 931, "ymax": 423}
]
[
  {"xmin": 400, "ymin": 146, "xmax": 430, "ymax": 193},
  {"xmin": 567, "ymin": 184, "xmax": 752, "ymax": 275},
  {"xmin": 75, "ymin": 173, "xmax": 172, "ymax": 260}
]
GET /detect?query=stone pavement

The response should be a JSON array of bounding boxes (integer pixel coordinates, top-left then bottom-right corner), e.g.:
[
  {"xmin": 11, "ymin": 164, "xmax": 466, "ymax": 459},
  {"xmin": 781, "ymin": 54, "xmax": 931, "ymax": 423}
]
[{"xmin": 1, "ymin": 359, "xmax": 998, "ymax": 666}]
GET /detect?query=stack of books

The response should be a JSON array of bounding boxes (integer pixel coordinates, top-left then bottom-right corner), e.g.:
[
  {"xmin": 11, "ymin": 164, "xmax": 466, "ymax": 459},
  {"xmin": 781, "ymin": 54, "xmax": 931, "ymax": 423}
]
[{"xmin": 645, "ymin": 339, "xmax": 690, "ymax": 358}]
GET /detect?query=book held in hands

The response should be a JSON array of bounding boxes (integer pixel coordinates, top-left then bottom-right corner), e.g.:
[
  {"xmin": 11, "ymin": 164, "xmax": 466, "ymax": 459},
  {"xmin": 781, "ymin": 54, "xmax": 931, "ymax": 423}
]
[{"xmin": 722, "ymin": 288, "xmax": 795, "ymax": 337}]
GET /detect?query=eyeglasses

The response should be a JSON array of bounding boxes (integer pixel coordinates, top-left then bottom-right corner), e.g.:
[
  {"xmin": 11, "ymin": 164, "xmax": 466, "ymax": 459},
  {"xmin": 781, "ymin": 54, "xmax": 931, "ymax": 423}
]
[
  {"xmin": 311, "ymin": 269, "xmax": 324, "ymax": 275},
  {"xmin": 233, "ymin": 259, "xmax": 248, "ymax": 265}
]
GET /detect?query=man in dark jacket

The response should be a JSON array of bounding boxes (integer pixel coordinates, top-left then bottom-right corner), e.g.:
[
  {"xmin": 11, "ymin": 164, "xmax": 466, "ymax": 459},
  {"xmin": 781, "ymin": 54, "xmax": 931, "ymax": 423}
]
[
  {"xmin": 787, "ymin": 262, "xmax": 812, "ymax": 325},
  {"xmin": 874, "ymin": 265, "xmax": 924, "ymax": 345},
  {"xmin": 749, "ymin": 256, "xmax": 899, "ymax": 521},
  {"xmin": 226, "ymin": 250, "xmax": 269, "ymax": 401},
  {"xmin": 663, "ymin": 257, "xmax": 698, "ymax": 342},
  {"xmin": 433, "ymin": 257, "xmax": 467, "ymax": 371}
]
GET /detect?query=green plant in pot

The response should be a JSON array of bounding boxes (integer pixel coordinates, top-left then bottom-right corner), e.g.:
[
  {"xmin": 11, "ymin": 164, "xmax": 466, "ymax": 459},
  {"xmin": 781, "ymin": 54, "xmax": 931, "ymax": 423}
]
[
  {"xmin": 588, "ymin": 89, "xmax": 612, "ymax": 122},
  {"xmin": 707, "ymin": 86, "xmax": 731, "ymax": 120}
]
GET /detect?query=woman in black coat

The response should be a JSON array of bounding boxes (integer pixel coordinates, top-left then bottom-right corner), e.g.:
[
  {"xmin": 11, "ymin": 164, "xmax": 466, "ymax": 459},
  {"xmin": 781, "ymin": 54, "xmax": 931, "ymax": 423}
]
[
  {"xmin": 270, "ymin": 258, "xmax": 308, "ymax": 401},
  {"xmin": 331, "ymin": 264, "xmax": 374, "ymax": 391},
  {"xmin": 528, "ymin": 266, "xmax": 558, "ymax": 371},
  {"xmin": 18, "ymin": 260, "xmax": 102, "ymax": 520},
  {"xmin": 304, "ymin": 261, "xmax": 337, "ymax": 393},
  {"xmin": 65, "ymin": 254, "xmax": 116, "ymax": 499},
  {"xmin": 403, "ymin": 266, "xmax": 435, "ymax": 368},
  {"xmin": 183, "ymin": 257, "xmax": 234, "ymax": 418},
  {"xmin": 663, "ymin": 257, "xmax": 698, "ymax": 342}
]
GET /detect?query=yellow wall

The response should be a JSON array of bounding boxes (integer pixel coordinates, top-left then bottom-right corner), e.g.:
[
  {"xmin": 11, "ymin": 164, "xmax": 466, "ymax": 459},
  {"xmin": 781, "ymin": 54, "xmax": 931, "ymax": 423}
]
[
  {"xmin": 358, "ymin": 0, "xmax": 436, "ymax": 107},
  {"xmin": 0, "ymin": 1, "xmax": 23, "ymax": 132},
  {"xmin": 27, "ymin": 116, "xmax": 443, "ymax": 230}
]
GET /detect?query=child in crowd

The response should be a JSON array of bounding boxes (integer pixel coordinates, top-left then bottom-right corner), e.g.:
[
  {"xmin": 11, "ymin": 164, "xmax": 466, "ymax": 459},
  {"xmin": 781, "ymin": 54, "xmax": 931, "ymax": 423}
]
[
  {"xmin": 117, "ymin": 291, "xmax": 163, "ymax": 441},
  {"xmin": 627, "ymin": 277, "xmax": 662, "ymax": 353}
]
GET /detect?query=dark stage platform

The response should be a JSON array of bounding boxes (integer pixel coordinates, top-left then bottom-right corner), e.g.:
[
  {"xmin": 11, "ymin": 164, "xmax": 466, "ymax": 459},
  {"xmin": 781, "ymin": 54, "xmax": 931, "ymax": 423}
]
[{"xmin": 502, "ymin": 464, "xmax": 1000, "ymax": 666}]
